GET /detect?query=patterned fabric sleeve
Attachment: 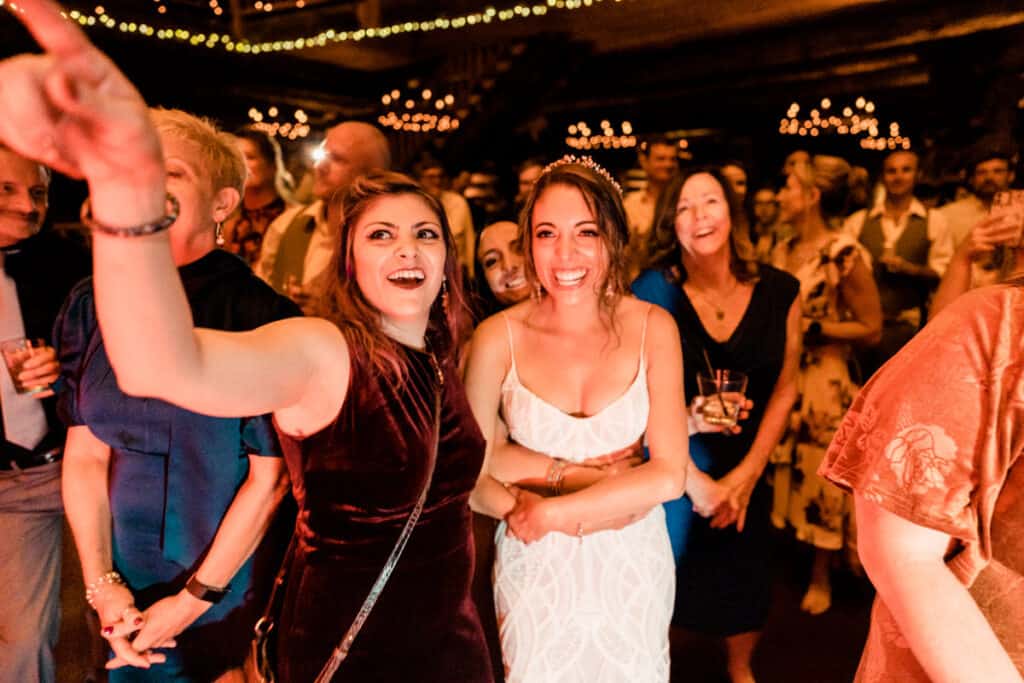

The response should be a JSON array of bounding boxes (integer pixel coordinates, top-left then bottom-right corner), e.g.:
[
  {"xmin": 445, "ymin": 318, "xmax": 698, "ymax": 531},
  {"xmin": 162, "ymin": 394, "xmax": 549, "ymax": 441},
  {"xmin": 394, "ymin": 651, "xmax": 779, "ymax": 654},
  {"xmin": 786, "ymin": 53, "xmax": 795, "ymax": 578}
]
[
  {"xmin": 829, "ymin": 233, "xmax": 872, "ymax": 277},
  {"xmin": 819, "ymin": 290, "xmax": 997, "ymax": 542}
]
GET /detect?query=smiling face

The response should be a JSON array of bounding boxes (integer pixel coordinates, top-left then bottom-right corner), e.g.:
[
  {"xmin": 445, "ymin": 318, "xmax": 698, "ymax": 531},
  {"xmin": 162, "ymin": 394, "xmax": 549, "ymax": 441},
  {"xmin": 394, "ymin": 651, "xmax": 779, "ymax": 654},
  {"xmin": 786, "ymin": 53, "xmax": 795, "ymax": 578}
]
[
  {"xmin": 478, "ymin": 220, "xmax": 529, "ymax": 306},
  {"xmin": 529, "ymin": 184, "xmax": 609, "ymax": 304},
  {"xmin": 674, "ymin": 172, "xmax": 732, "ymax": 259},
  {"xmin": 351, "ymin": 193, "xmax": 447, "ymax": 332},
  {"xmin": 0, "ymin": 147, "xmax": 48, "ymax": 248}
]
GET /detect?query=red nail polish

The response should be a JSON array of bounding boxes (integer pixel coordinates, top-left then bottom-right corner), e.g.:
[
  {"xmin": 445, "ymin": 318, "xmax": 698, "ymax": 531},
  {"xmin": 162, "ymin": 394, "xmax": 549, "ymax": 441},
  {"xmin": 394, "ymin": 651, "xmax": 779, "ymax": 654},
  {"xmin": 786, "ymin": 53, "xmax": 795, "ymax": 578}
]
[
  {"xmin": 102, "ymin": 626, "xmax": 113, "ymax": 635},
  {"xmin": 134, "ymin": 617, "xmax": 143, "ymax": 625}
]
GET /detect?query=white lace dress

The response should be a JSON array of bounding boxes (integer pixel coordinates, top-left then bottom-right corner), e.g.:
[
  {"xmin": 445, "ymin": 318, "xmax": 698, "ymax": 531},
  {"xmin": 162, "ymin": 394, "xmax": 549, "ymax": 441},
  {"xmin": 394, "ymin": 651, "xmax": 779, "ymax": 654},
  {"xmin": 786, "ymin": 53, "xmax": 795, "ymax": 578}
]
[{"xmin": 493, "ymin": 315, "xmax": 674, "ymax": 683}]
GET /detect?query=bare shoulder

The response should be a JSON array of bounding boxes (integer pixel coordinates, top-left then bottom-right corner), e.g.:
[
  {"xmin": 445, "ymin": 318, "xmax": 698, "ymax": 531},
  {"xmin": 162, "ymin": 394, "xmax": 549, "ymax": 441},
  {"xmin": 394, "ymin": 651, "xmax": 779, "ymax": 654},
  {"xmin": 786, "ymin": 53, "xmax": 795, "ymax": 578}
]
[
  {"xmin": 466, "ymin": 308, "xmax": 519, "ymax": 378},
  {"xmin": 495, "ymin": 298, "xmax": 537, "ymax": 327},
  {"xmin": 642, "ymin": 304, "xmax": 681, "ymax": 350},
  {"xmin": 264, "ymin": 315, "xmax": 346, "ymax": 354},
  {"xmin": 618, "ymin": 295, "xmax": 673, "ymax": 331}
]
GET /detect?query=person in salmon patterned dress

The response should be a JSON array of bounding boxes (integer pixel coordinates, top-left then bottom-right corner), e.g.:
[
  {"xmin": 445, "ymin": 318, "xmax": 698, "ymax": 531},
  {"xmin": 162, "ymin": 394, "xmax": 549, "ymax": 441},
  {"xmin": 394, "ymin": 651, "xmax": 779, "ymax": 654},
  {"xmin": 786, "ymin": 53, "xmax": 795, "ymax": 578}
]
[{"xmin": 820, "ymin": 276, "xmax": 1024, "ymax": 682}]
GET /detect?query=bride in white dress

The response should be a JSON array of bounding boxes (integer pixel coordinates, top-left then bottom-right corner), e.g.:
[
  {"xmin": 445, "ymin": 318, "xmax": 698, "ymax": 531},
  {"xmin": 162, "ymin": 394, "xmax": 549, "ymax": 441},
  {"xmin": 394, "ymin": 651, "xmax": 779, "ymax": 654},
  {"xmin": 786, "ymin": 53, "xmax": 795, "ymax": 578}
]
[{"xmin": 465, "ymin": 158, "xmax": 703, "ymax": 682}]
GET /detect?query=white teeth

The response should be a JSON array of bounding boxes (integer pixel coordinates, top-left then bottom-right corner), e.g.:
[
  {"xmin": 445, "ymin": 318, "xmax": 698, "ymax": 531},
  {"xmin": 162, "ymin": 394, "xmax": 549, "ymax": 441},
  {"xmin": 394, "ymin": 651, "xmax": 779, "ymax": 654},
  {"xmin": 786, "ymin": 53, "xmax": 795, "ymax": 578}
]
[
  {"xmin": 553, "ymin": 268, "xmax": 587, "ymax": 285},
  {"xmin": 505, "ymin": 276, "xmax": 526, "ymax": 289},
  {"xmin": 387, "ymin": 269, "xmax": 425, "ymax": 281}
]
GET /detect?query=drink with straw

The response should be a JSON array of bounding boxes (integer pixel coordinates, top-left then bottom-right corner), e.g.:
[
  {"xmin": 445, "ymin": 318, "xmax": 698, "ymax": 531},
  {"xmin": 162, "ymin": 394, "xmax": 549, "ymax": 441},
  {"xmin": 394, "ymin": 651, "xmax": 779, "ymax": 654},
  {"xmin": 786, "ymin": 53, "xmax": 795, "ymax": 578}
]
[{"xmin": 697, "ymin": 370, "xmax": 748, "ymax": 428}]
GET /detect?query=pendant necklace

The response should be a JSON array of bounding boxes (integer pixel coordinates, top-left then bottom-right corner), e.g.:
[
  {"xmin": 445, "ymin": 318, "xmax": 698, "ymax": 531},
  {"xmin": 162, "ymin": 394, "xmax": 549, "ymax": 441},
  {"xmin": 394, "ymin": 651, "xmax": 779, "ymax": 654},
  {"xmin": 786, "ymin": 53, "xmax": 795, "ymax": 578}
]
[{"xmin": 687, "ymin": 279, "xmax": 738, "ymax": 321}]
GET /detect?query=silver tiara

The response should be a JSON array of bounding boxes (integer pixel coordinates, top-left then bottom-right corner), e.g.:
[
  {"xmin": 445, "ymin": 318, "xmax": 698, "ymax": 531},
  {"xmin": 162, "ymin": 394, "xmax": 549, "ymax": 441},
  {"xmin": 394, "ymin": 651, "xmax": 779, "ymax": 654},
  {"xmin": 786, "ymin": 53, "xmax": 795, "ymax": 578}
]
[{"xmin": 541, "ymin": 154, "xmax": 623, "ymax": 196}]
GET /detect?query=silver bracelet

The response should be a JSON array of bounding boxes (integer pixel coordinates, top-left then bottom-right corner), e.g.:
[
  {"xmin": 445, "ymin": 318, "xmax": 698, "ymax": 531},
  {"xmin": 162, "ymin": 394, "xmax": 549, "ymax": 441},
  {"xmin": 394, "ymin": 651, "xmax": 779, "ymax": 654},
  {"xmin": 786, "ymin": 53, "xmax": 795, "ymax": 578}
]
[
  {"xmin": 85, "ymin": 570, "xmax": 125, "ymax": 609},
  {"xmin": 80, "ymin": 194, "xmax": 180, "ymax": 238}
]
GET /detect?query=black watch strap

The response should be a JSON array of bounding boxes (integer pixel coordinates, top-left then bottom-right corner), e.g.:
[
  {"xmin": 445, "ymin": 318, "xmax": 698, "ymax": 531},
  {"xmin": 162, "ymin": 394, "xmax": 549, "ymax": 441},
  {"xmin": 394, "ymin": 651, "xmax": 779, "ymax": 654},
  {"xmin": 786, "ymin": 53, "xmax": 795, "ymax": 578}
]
[{"xmin": 185, "ymin": 574, "xmax": 230, "ymax": 604}]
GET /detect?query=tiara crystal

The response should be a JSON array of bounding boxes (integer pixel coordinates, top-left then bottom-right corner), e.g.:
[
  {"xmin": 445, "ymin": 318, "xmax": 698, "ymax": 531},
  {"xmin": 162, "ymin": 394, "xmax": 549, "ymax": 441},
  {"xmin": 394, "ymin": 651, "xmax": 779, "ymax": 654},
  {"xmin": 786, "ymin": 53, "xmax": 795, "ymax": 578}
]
[{"xmin": 541, "ymin": 154, "xmax": 624, "ymax": 196}]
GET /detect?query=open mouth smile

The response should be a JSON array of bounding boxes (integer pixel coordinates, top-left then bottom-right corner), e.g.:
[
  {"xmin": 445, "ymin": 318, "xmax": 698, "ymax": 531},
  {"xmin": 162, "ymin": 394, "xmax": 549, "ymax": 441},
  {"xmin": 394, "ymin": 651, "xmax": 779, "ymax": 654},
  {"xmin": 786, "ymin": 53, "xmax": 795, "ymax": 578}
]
[{"xmin": 387, "ymin": 268, "xmax": 426, "ymax": 289}]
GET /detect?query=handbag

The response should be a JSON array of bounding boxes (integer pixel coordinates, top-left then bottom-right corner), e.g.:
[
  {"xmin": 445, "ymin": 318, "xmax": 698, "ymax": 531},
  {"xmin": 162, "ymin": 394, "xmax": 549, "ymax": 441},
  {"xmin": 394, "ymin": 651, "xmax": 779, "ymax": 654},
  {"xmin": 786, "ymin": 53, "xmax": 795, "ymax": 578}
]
[{"xmin": 248, "ymin": 385, "xmax": 443, "ymax": 683}]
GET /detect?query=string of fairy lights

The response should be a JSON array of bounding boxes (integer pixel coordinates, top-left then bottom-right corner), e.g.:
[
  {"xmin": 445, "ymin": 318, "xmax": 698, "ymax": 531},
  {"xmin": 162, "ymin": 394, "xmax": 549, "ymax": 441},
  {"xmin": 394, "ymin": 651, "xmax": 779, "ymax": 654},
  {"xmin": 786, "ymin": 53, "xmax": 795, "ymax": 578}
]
[
  {"xmin": 7, "ymin": 0, "xmax": 626, "ymax": 55},
  {"xmin": 779, "ymin": 97, "xmax": 911, "ymax": 151}
]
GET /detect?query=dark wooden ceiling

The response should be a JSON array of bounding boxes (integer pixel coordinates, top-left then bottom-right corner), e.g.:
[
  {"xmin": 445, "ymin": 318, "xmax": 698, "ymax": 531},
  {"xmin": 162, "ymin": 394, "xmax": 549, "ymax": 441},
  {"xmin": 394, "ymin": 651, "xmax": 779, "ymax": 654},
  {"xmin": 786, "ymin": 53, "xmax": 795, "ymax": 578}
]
[{"xmin": 2, "ymin": 0, "xmax": 1023, "ymax": 172}]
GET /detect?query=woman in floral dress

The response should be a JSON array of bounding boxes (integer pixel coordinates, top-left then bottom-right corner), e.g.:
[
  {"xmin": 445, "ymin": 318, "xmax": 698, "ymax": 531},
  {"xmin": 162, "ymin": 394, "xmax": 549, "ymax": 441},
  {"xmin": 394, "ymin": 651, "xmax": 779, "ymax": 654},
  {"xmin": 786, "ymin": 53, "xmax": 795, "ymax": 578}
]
[{"xmin": 770, "ymin": 155, "xmax": 882, "ymax": 615}]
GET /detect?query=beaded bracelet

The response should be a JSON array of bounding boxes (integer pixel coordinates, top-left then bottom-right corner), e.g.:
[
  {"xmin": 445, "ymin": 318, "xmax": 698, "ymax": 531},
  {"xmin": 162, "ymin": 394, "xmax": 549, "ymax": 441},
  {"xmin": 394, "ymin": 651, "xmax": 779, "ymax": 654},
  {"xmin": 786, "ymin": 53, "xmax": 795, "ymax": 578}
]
[
  {"xmin": 80, "ymin": 194, "xmax": 180, "ymax": 238},
  {"xmin": 85, "ymin": 570, "xmax": 125, "ymax": 609}
]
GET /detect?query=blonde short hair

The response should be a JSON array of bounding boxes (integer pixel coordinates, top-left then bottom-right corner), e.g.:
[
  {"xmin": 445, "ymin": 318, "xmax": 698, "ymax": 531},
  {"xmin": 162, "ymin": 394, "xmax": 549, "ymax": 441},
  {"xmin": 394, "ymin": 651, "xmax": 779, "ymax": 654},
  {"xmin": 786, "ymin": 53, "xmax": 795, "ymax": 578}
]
[{"xmin": 149, "ymin": 108, "xmax": 246, "ymax": 197}]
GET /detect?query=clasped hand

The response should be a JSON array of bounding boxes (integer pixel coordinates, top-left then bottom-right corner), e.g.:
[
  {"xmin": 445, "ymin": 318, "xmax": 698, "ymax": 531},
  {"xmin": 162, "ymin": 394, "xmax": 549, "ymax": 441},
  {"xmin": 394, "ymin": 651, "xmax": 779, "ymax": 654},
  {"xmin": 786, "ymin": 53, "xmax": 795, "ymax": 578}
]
[
  {"xmin": 504, "ymin": 439, "xmax": 645, "ymax": 543},
  {"xmin": 93, "ymin": 583, "xmax": 212, "ymax": 670}
]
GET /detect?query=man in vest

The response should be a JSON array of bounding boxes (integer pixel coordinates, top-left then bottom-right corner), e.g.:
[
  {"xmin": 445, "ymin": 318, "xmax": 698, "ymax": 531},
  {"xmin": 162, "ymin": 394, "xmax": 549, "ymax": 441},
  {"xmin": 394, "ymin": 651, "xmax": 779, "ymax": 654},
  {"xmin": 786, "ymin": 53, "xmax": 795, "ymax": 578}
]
[
  {"xmin": 255, "ymin": 122, "xmax": 391, "ymax": 307},
  {"xmin": 843, "ymin": 150, "xmax": 954, "ymax": 379},
  {"xmin": 0, "ymin": 145, "xmax": 90, "ymax": 681}
]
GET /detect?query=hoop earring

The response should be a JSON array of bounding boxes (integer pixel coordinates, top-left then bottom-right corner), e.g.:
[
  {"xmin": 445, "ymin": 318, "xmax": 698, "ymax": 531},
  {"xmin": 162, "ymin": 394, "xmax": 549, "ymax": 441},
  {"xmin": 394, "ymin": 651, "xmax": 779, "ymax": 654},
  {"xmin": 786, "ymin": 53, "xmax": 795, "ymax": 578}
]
[{"xmin": 215, "ymin": 221, "xmax": 225, "ymax": 247}]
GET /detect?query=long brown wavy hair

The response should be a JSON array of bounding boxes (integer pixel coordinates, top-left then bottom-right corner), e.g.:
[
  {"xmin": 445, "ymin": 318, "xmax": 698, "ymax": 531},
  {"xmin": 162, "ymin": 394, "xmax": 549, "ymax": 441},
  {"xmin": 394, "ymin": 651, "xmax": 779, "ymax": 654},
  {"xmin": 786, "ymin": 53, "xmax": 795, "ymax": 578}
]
[
  {"xmin": 644, "ymin": 167, "xmax": 760, "ymax": 285},
  {"xmin": 317, "ymin": 171, "xmax": 469, "ymax": 380},
  {"xmin": 518, "ymin": 161, "xmax": 631, "ymax": 328}
]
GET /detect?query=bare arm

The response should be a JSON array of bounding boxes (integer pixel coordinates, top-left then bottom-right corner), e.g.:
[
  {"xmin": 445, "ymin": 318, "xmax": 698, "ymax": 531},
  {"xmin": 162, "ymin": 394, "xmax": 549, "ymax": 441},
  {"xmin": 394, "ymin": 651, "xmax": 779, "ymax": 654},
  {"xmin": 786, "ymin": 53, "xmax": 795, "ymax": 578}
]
[
  {"xmin": 931, "ymin": 240, "xmax": 975, "ymax": 319},
  {"xmin": 62, "ymin": 426, "xmax": 156, "ymax": 669},
  {"xmin": 824, "ymin": 252, "xmax": 883, "ymax": 346},
  {"xmin": 931, "ymin": 215, "xmax": 1021, "ymax": 319},
  {"xmin": 130, "ymin": 454, "xmax": 291, "ymax": 652},
  {"xmin": 514, "ymin": 308, "xmax": 689, "ymax": 538},
  {"xmin": 0, "ymin": 1, "xmax": 346, "ymax": 425},
  {"xmin": 856, "ymin": 494, "xmax": 1021, "ymax": 683},
  {"xmin": 464, "ymin": 315, "xmax": 519, "ymax": 520},
  {"xmin": 63, "ymin": 426, "xmax": 116, "ymax": 595}
]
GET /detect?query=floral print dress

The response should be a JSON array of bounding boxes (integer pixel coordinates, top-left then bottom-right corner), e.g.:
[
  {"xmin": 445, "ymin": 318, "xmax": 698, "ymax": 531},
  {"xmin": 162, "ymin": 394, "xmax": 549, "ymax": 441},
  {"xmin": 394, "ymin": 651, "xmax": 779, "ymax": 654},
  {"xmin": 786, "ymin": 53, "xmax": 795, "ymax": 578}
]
[{"xmin": 770, "ymin": 233, "xmax": 864, "ymax": 552}]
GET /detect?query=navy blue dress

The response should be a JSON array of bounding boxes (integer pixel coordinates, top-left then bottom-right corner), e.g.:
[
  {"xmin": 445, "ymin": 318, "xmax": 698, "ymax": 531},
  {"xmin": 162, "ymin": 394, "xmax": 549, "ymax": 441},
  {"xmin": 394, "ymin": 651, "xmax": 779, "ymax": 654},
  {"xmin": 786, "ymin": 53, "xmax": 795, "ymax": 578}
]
[
  {"xmin": 633, "ymin": 265, "xmax": 798, "ymax": 636},
  {"xmin": 55, "ymin": 250, "xmax": 301, "ymax": 681}
]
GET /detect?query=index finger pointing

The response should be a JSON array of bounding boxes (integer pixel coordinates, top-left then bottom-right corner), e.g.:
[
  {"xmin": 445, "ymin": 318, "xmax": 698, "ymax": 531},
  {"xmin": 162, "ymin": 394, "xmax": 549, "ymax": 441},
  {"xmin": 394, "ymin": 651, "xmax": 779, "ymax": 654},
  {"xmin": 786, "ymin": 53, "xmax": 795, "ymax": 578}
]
[{"xmin": 7, "ymin": 0, "xmax": 96, "ymax": 59}]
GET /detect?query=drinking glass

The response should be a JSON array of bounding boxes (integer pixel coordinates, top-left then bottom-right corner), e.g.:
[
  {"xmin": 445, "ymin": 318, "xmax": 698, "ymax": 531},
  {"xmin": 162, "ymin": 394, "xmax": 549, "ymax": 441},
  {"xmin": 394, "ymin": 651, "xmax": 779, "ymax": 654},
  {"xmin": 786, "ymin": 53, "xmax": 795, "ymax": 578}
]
[
  {"xmin": 1, "ymin": 337, "xmax": 49, "ymax": 395},
  {"xmin": 697, "ymin": 370, "xmax": 748, "ymax": 428}
]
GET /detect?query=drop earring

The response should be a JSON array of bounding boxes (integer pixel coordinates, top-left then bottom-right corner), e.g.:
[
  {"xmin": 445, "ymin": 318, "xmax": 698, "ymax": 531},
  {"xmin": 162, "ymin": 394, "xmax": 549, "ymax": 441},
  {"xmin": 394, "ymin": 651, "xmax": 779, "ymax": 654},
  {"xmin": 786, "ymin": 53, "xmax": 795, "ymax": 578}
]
[
  {"xmin": 441, "ymin": 278, "xmax": 450, "ymax": 317},
  {"xmin": 215, "ymin": 221, "xmax": 225, "ymax": 247}
]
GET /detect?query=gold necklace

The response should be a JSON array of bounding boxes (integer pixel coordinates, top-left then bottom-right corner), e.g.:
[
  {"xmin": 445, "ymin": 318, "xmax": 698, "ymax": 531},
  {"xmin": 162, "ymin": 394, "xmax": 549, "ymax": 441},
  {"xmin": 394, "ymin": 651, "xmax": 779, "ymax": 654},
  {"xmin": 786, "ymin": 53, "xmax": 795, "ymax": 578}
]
[{"xmin": 686, "ymin": 280, "xmax": 738, "ymax": 321}]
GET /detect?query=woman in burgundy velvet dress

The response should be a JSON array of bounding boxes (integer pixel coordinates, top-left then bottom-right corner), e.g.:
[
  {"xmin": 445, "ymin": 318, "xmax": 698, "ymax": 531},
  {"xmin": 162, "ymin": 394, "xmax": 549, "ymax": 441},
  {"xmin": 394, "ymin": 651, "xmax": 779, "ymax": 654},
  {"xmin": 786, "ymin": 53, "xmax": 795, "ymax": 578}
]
[{"xmin": 0, "ymin": 9, "xmax": 493, "ymax": 678}]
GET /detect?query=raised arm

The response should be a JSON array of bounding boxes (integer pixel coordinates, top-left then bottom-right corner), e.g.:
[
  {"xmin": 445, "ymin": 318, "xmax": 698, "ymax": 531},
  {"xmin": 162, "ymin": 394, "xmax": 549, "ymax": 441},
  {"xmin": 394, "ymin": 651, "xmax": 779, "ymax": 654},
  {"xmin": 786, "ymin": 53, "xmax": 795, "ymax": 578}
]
[
  {"xmin": 856, "ymin": 494, "xmax": 1021, "ymax": 683},
  {"xmin": 0, "ymin": 2, "xmax": 346, "ymax": 420}
]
